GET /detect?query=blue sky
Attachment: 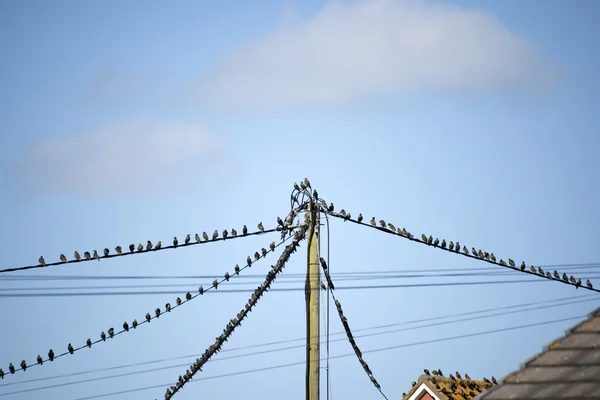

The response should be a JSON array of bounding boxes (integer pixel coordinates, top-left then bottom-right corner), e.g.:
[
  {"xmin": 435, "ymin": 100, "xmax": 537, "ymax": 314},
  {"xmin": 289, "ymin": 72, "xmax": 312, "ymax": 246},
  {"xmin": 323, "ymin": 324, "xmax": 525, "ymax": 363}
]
[{"xmin": 1, "ymin": 0, "xmax": 599, "ymax": 399}]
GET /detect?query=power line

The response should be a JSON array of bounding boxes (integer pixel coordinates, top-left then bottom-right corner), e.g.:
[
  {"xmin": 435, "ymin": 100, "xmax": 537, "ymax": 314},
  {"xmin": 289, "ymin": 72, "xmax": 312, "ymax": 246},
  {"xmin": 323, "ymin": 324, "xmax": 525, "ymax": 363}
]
[
  {"xmin": 162, "ymin": 224, "xmax": 308, "ymax": 399},
  {"xmin": 4, "ymin": 277, "xmax": 599, "ymax": 298},
  {"xmin": 321, "ymin": 206, "xmax": 600, "ymax": 293},
  {"xmin": 2, "ymin": 294, "xmax": 595, "ymax": 396},
  {"xmin": 0, "ymin": 223, "xmax": 293, "ymax": 274},
  {"xmin": 3, "ymin": 262, "xmax": 598, "ymax": 281},
  {"xmin": 0, "ymin": 230, "xmax": 299, "ymax": 379},
  {"xmin": 64, "ymin": 314, "xmax": 586, "ymax": 400}
]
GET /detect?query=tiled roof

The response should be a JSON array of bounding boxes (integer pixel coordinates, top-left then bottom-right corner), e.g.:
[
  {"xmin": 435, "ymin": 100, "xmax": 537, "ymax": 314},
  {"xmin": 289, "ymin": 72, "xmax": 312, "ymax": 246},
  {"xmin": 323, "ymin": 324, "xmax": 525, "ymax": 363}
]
[
  {"xmin": 476, "ymin": 306, "xmax": 600, "ymax": 399},
  {"xmin": 403, "ymin": 372, "xmax": 494, "ymax": 400}
]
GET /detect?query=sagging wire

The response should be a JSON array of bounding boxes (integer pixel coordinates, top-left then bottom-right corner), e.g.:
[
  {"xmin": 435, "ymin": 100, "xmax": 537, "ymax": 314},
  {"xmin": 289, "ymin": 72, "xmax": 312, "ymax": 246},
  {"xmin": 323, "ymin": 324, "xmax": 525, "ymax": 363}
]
[
  {"xmin": 1, "ymin": 223, "xmax": 296, "ymax": 274},
  {"xmin": 0, "ymin": 225, "xmax": 302, "ymax": 380},
  {"xmin": 320, "ymin": 257, "xmax": 390, "ymax": 400},
  {"xmin": 319, "ymin": 203, "xmax": 600, "ymax": 294},
  {"xmin": 163, "ymin": 223, "xmax": 308, "ymax": 399},
  {"xmin": 1, "ymin": 294, "xmax": 594, "ymax": 392}
]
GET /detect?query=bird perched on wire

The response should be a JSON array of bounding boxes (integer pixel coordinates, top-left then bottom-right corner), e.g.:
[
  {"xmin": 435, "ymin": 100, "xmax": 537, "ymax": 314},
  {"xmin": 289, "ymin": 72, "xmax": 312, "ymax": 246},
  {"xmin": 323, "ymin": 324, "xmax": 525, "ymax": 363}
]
[
  {"xmin": 115, "ymin": 246, "xmax": 122, "ymax": 255},
  {"xmin": 212, "ymin": 230, "xmax": 219, "ymax": 240},
  {"xmin": 173, "ymin": 237, "xmax": 178, "ymax": 248},
  {"xmin": 87, "ymin": 338, "xmax": 92, "ymax": 348},
  {"xmin": 93, "ymin": 250, "xmax": 100, "ymax": 261},
  {"xmin": 37, "ymin": 355, "xmax": 43, "ymax": 365},
  {"xmin": 68, "ymin": 344, "xmax": 74, "ymax": 354},
  {"xmin": 74, "ymin": 251, "xmax": 81, "ymax": 261},
  {"xmin": 258, "ymin": 222, "xmax": 264, "ymax": 232},
  {"xmin": 60, "ymin": 254, "xmax": 67, "ymax": 263}
]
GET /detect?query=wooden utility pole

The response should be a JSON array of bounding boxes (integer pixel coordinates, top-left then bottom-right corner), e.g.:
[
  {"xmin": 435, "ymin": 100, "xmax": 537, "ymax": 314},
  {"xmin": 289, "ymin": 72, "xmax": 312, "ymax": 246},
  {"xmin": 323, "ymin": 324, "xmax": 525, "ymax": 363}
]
[{"xmin": 305, "ymin": 196, "xmax": 320, "ymax": 400}]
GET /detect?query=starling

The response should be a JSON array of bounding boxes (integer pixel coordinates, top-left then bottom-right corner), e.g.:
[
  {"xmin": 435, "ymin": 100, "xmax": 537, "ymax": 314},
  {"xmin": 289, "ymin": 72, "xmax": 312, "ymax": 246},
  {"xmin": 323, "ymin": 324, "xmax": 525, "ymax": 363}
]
[
  {"xmin": 87, "ymin": 338, "xmax": 92, "ymax": 348},
  {"xmin": 254, "ymin": 251, "xmax": 260, "ymax": 261},
  {"xmin": 554, "ymin": 270, "xmax": 560, "ymax": 279},
  {"xmin": 173, "ymin": 237, "xmax": 178, "ymax": 248},
  {"xmin": 456, "ymin": 371, "xmax": 462, "ymax": 379},
  {"xmin": 9, "ymin": 364, "xmax": 15, "ymax": 374},
  {"xmin": 48, "ymin": 349, "xmax": 54, "ymax": 361},
  {"xmin": 530, "ymin": 266, "xmax": 536, "ymax": 273},
  {"xmin": 293, "ymin": 182, "xmax": 300, "ymax": 191},
  {"xmin": 60, "ymin": 254, "xmax": 67, "ymax": 263},
  {"xmin": 304, "ymin": 178, "xmax": 311, "ymax": 188},
  {"xmin": 464, "ymin": 373, "xmax": 471, "ymax": 380},
  {"xmin": 562, "ymin": 273, "xmax": 569, "ymax": 282},
  {"xmin": 370, "ymin": 217, "xmax": 376, "ymax": 227},
  {"xmin": 20, "ymin": 360, "xmax": 26, "ymax": 371},
  {"xmin": 235, "ymin": 264, "xmax": 240, "ymax": 274},
  {"xmin": 93, "ymin": 250, "xmax": 100, "ymax": 261},
  {"xmin": 137, "ymin": 243, "xmax": 143, "ymax": 252},
  {"xmin": 123, "ymin": 321, "xmax": 129, "ymax": 331},
  {"xmin": 328, "ymin": 203, "xmax": 334, "ymax": 212},
  {"xmin": 320, "ymin": 282, "xmax": 326, "ymax": 290},
  {"xmin": 437, "ymin": 369, "xmax": 443, "ymax": 376},
  {"xmin": 455, "ymin": 241, "xmax": 460, "ymax": 252},
  {"xmin": 213, "ymin": 279, "xmax": 219, "ymax": 289},
  {"xmin": 37, "ymin": 355, "xmax": 43, "ymax": 365},
  {"xmin": 421, "ymin": 234, "xmax": 428, "ymax": 242},
  {"xmin": 155, "ymin": 241, "xmax": 162, "ymax": 250},
  {"xmin": 146, "ymin": 241, "xmax": 153, "ymax": 251},
  {"xmin": 433, "ymin": 238, "xmax": 439, "ymax": 247},
  {"xmin": 546, "ymin": 271, "xmax": 552, "ymax": 279},
  {"xmin": 490, "ymin": 253, "xmax": 496, "ymax": 262},
  {"xmin": 491, "ymin": 376, "xmax": 498, "ymax": 385},
  {"xmin": 258, "ymin": 222, "xmax": 264, "ymax": 231},
  {"xmin": 101, "ymin": 331, "xmax": 106, "ymax": 341},
  {"xmin": 449, "ymin": 373, "xmax": 455, "ymax": 380},
  {"xmin": 243, "ymin": 225, "xmax": 248, "ymax": 235},
  {"xmin": 484, "ymin": 252, "xmax": 490, "ymax": 260},
  {"xmin": 277, "ymin": 216, "xmax": 284, "ymax": 226},
  {"xmin": 115, "ymin": 246, "xmax": 122, "ymax": 255},
  {"xmin": 570, "ymin": 275, "xmax": 576, "ymax": 284},
  {"xmin": 68, "ymin": 343, "xmax": 74, "ymax": 354},
  {"xmin": 270, "ymin": 241, "xmax": 276, "ymax": 251},
  {"xmin": 108, "ymin": 328, "xmax": 114, "ymax": 338},
  {"xmin": 261, "ymin": 248, "xmax": 267, "ymax": 257},
  {"xmin": 449, "ymin": 241, "xmax": 454, "ymax": 251},
  {"xmin": 176, "ymin": 297, "xmax": 182, "ymax": 306},
  {"xmin": 103, "ymin": 248, "xmax": 109, "ymax": 257},
  {"xmin": 74, "ymin": 251, "xmax": 81, "ymax": 261},
  {"xmin": 428, "ymin": 236, "xmax": 433, "ymax": 245},
  {"xmin": 508, "ymin": 258, "xmax": 515, "ymax": 267},
  {"xmin": 499, "ymin": 259, "xmax": 507, "ymax": 266},
  {"xmin": 146, "ymin": 313, "xmax": 151, "ymax": 322},
  {"xmin": 441, "ymin": 239, "xmax": 446, "ymax": 248},
  {"xmin": 483, "ymin": 377, "xmax": 490, "ymax": 383},
  {"xmin": 186, "ymin": 292, "xmax": 192, "ymax": 300},
  {"xmin": 463, "ymin": 246, "xmax": 468, "ymax": 254},
  {"xmin": 538, "ymin": 267, "xmax": 544, "ymax": 275},
  {"xmin": 521, "ymin": 261, "xmax": 526, "ymax": 271},
  {"xmin": 132, "ymin": 319, "xmax": 138, "ymax": 329},
  {"xmin": 472, "ymin": 247, "xmax": 477, "ymax": 256},
  {"xmin": 184, "ymin": 234, "xmax": 190, "ymax": 245},
  {"xmin": 432, "ymin": 369, "xmax": 438, "ymax": 376},
  {"xmin": 199, "ymin": 285, "xmax": 204, "ymax": 294},
  {"xmin": 478, "ymin": 249, "xmax": 483, "ymax": 258},
  {"xmin": 576, "ymin": 278, "xmax": 581, "ymax": 288},
  {"xmin": 587, "ymin": 279, "xmax": 593, "ymax": 289},
  {"xmin": 424, "ymin": 369, "xmax": 430, "ymax": 375},
  {"xmin": 129, "ymin": 244, "xmax": 135, "ymax": 253},
  {"xmin": 379, "ymin": 219, "xmax": 385, "ymax": 227},
  {"xmin": 247, "ymin": 256, "xmax": 252, "ymax": 265},
  {"xmin": 195, "ymin": 233, "xmax": 201, "ymax": 243},
  {"xmin": 388, "ymin": 223, "xmax": 395, "ymax": 231},
  {"xmin": 212, "ymin": 230, "xmax": 218, "ymax": 240},
  {"xmin": 155, "ymin": 308, "xmax": 161, "ymax": 318},
  {"xmin": 0, "ymin": 369, "xmax": 3, "ymax": 379},
  {"xmin": 231, "ymin": 229, "xmax": 237, "ymax": 238},
  {"xmin": 357, "ymin": 214, "xmax": 363, "ymax": 223}
]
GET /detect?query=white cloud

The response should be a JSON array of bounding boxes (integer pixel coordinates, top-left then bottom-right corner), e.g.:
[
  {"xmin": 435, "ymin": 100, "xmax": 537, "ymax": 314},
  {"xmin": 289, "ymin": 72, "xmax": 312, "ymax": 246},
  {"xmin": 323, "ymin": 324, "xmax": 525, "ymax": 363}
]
[
  {"xmin": 198, "ymin": 0, "xmax": 559, "ymax": 109},
  {"xmin": 13, "ymin": 119, "xmax": 225, "ymax": 195}
]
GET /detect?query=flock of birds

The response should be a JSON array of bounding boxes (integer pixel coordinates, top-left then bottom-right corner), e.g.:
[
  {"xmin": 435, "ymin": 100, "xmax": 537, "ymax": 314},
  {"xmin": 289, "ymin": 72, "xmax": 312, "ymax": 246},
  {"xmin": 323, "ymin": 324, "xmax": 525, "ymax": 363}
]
[
  {"xmin": 317, "ymin": 204, "xmax": 597, "ymax": 291},
  {"xmin": 163, "ymin": 225, "xmax": 307, "ymax": 400},
  {"xmin": 1, "ymin": 224, "xmax": 306, "ymax": 380},
  {"xmin": 320, "ymin": 255, "xmax": 386, "ymax": 398},
  {"xmin": 35, "ymin": 221, "xmax": 283, "ymax": 268},
  {"xmin": 400, "ymin": 369, "xmax": 496, "ymax": 399}
]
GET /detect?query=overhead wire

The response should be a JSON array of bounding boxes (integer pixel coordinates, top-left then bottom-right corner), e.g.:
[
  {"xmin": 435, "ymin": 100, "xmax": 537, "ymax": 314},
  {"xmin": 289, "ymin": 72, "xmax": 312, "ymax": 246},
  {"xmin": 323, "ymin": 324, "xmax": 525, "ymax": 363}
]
[
  {"xmin": 319, "ymin": 203, "xmax": 600, "ymax": 294},
  {"xmin": 0, "ymin": 223, "xmax": 291, "ymax": 274},
  {"xmin": 162, "ymin": 218, "xmax": 308, "ymax": 399},
  {"xmin": 0, "ymin": 225, "xmax": 301, "ymax": 379},
  {"xmin": 62, "ymin": 314, "xmax": 586, "ymax": 400},
  {"xmin": 1, "ymin": 292, "xmax": 593, "ymax": 391}
]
